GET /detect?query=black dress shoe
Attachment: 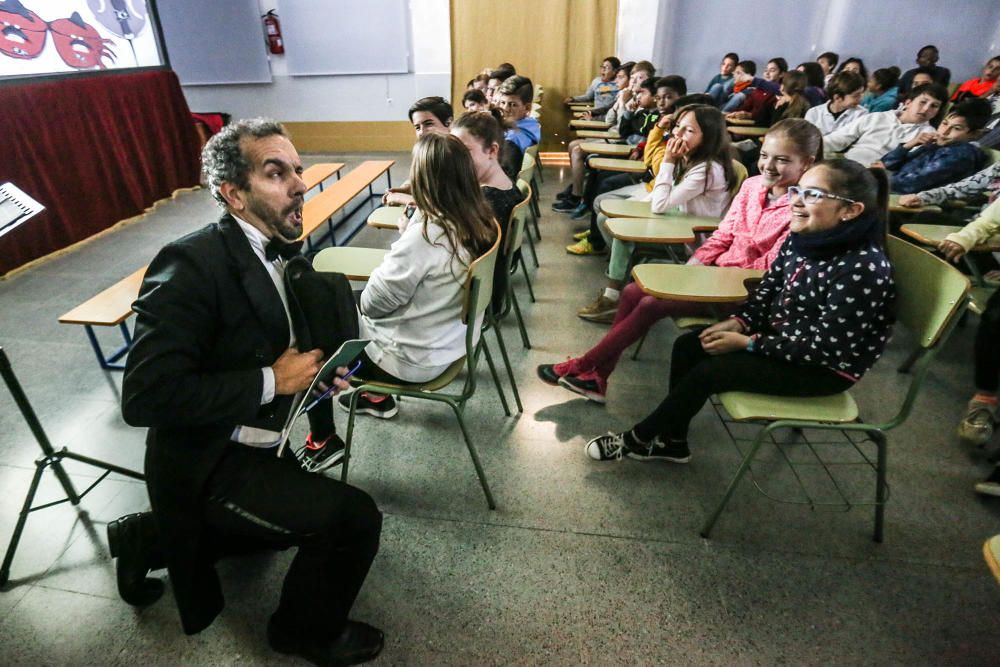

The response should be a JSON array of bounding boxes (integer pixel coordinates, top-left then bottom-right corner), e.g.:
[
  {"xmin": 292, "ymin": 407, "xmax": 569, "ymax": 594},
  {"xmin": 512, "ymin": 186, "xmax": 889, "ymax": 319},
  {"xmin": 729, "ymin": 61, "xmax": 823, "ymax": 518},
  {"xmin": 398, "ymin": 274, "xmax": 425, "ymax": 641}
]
[
  {"xmin": 107, "ymin": 512, "xmax": 164, "ymax": 607},
  {"xmin": 268, "ymin": 617, "xmax": 384, "ymax": 666}
]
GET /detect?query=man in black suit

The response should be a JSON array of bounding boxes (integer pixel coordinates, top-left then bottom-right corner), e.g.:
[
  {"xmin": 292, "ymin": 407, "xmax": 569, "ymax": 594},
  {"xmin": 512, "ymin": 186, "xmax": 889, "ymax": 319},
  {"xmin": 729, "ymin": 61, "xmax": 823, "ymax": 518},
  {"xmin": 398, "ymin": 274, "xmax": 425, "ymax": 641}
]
[{"xmin": 109, "ymin": 119, "xmax": 384, "ymax": 666}]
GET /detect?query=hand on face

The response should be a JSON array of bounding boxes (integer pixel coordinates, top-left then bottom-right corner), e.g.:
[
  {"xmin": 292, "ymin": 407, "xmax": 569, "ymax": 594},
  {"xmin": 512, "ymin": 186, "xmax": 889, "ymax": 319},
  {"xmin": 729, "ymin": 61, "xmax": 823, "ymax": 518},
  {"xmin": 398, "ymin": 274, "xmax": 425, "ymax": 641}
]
[{"xmin": 663, "ymin": 136, "xmax": 690, "ymax": 162}]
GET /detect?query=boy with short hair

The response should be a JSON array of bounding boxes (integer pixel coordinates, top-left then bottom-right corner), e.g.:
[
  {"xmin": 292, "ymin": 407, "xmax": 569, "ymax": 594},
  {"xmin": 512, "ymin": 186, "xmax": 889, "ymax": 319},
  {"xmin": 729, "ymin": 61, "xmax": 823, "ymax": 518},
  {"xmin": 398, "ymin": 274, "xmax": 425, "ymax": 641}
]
[
  {"xmin": 899, "ymin": 45, "xmax": 951, "ymax": 94},
  {"xmin": 804, "ymin": 70, "xmax": 867, "ymax": 133},
  {"xmin": 462, "ymin": 89, "xmax": 490, "ymax": 112},
  {"xmin": 384, "ymin": 96, "xmax": 454, "ymax": 206},
  {"xmin": 486, "ymin": 67, "xmax": 515, "ymax": 105},
  {"xmin": 823, "ymin": 83, "xmax": 948, "ymax": 165},
  {"xmin": 880, "ymin": 99, "xmax": 991, "ymax": 193},
  {"xmin": 705, "ymin": 52, "xmax": 739, "ymax": 106},
  {"xmin": 952, "ymin": 56, "xmax": 1000, "ymax": 102},
  {"xmin": 721, "ymin": 60, "xmax": 781, "ymax": 112},
  {"xmin": 817, "ymin": 51, "xmax": 839, "ymax": 86},
  {"xmin": 497, "ymin": 75, "xmax": 541, "ymax": 152}
]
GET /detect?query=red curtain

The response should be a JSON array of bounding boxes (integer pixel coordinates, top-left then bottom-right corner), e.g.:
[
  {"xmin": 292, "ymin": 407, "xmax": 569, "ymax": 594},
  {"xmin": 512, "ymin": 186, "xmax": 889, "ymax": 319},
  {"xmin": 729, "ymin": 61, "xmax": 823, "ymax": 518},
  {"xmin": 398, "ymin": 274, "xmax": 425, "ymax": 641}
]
[{"xmin": 0, "ymin": 70, "xmax": 201, "ymax": 276}]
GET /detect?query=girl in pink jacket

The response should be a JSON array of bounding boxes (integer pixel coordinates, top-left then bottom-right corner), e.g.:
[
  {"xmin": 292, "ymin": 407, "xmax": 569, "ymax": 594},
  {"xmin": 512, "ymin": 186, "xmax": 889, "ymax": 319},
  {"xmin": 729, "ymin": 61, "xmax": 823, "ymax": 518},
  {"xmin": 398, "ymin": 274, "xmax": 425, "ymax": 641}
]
[{"xmin": 538, "ymin": 118, "xmax": 823, "ymax": 404}]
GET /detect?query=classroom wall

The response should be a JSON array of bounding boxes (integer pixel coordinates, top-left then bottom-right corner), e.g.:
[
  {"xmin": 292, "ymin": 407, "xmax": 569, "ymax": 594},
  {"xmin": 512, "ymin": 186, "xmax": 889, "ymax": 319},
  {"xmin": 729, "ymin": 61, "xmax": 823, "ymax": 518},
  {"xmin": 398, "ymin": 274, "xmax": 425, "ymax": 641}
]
[
  {"xmin": 179, "ymin": 0, "xmax": 451, "ymax": 151},
  {"xmin": 639, "ymin": 0, "xmax": 1000, "ymax": 92}
]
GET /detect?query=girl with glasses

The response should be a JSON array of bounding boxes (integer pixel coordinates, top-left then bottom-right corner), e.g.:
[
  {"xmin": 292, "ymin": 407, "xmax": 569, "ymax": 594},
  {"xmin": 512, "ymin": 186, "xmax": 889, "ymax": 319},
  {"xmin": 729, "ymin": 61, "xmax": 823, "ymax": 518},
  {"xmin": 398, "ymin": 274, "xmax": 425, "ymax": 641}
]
[{"xmin": 583, "ymin": 159, "xmax": 895, "ymax": 463}]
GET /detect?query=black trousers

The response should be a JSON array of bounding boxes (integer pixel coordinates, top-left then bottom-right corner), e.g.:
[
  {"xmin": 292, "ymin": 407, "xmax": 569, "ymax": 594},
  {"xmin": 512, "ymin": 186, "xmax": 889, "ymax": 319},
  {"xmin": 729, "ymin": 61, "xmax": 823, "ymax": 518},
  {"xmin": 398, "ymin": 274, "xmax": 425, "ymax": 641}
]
[
  {"xmin": 585, "ymin": 170, "xmax": 640, "ymax": 249},
  {"xmin": 633, "ymin": 330, "xmax": 854, "ymax": 442},
  {"xmin": 203, "ymin": 445, "xmax": 382, "ymax": 638},
  {"xmin": 976, "ymin": 288, "xmax": 1000, "ymax": 392}
]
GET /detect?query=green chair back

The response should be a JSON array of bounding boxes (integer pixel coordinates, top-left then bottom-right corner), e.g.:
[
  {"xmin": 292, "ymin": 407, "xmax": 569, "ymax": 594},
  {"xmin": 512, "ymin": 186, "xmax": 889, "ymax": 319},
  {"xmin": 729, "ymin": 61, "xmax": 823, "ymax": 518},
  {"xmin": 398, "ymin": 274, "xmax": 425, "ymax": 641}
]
[
  {"xmin": 887, "ymin": 235, "xmax": 970, "ymax": 349},
  {"xmin": 730, "ymin": 160, "xmax": 748, "ymax": 199},
  {"xmin": 505, "ymin": 181, "xmax": 532, "ymax": 258},
  {"xmin": 462, "ymin": 221, "xmax": 502, "ymax": 327},
  {"xmin": 519, "ymin": 152, "xmax": 536, "ymax": 181}
]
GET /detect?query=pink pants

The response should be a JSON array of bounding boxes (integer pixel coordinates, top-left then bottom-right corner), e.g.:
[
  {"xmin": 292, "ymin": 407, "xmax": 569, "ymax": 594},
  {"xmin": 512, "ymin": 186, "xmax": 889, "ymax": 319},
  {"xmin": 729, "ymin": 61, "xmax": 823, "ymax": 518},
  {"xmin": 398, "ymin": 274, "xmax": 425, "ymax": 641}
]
[{"xmin": 577, "ymin": 282, "xmax": 737, "ymax": 380}]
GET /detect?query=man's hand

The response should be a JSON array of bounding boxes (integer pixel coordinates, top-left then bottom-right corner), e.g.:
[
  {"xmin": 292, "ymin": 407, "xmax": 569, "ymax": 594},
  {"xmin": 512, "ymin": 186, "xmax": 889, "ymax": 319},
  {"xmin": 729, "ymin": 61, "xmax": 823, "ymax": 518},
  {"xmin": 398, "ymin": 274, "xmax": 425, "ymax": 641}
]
[
  {"xmin": 903, "ymin": 132, "xmax": 937, "ymax": 150},
  {"xmin": 897, "ymin": 194, "xmax": 923, "ymax": 208},
  {"xmin": 700, "ymin": 331, "xmax": 750, "ymax": 355},
  {"xmin": 273, "ymin": 348, "xmax": 323, "ymax": 395},
  {"xmin": 311, "ymin": 366, "xmax": 353, "ymax": 399},
  {"xmin": 938, "ymin": 239, "xmax": 966, "ymax": 263}
]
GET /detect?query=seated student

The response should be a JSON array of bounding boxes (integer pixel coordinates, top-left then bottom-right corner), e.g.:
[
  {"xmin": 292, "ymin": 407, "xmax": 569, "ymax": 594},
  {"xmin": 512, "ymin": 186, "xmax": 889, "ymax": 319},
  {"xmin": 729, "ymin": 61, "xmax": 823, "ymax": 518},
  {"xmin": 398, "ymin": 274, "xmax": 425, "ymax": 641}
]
[
  {"xmin": 561, "ymin": 76, "xmax": 668, "ymax": 240},
  {"xmin": 564, "ymin": 90, "xmax": 710, "ymax": 254},
  {"xmin": 497, "ymin": 75, "xmax": 541, "ymax": 153},
  {"xmin": 763, "ymin": 58, "xmax": 789, "ymax": 84},
  {"xmin": 823, "ymin": 83, "xmax": 948, "ymax": 165},
  {"xmin": 450, "ymin": 110, "xmax": 522, "ymax": 313},
  {"xmin": 796, "ymin": 61, "xmax": 829, "ymax": 107},
  {"xmin": 554, "ymin": 64, "xmax": 635, "ymax": 210},
  {"xmin": 935, "ymin": 199, "xmax": 1000, "ymax": 495},
  {"xmin": 836, "ymin": 57, "xmax": 868, "ymax": 81},
  {"xmin": 564, "ymin": 56, "xmax": 621, "ymax": 119},
  {"xmin": 952, "ymin": 55, "xmax": 1000, "ymax": 102},
  {"xmin": 486, "ymin": 66, "xmax": 515, "ymax": 105},
  {"xmin": 538, "ymin": 119, "xmax": 822, "ymax": 399},
  {"xmin": 383, "ymin": 96, "xmax": 454, "ymax": 207},
  {"xmin": 879, "ymin": 98, "xmax": 991, "ymax": 194},
  {"xmin": 862, "ymin": 68, "xmax": 901, "ymax": 112},
  {"xmin": 769, "ymin": 70, "xmax": 812, "ymax": 123},
  {"xmin": 897, "ymin": 160, "xmax": 1000, "ymax": 216},
  {"xmin": 469, "ymin": 73, "xmax": 490, "ymax": 92},
  {"xmin": 907, "ymin": 66, "xmax": 938, "ymax": 91},
  {"xmin": 580, "ymin": 159, "xmax": 894, "ymax": 463},
  {"xmin": 463, "ymin": 89, "xmax": 490, "ymax": 112},
  {"xmin": 706, "ymin": 52, "xmax": 739, "ymax": 106},
  {"xmin": 817, "ymin": 51, "xmax": 839, "ymax": 86},
  {"xmin": 721, "ymin": 60, "xmax": 781, "ymax": 112},
  {"xmin": 899, "ymin": 45, "xmax": 951, "ymax": 94},
  {"xmin": 340, "ymin": 134, "xmax": 498, "ymax": 419},
  {"xmin": 805, "ymin": 70, "xmax": 867, "ymax": 133},
  {"xmin": 574, "ymin": 104, "xmax": 738, "ymax": 322}
]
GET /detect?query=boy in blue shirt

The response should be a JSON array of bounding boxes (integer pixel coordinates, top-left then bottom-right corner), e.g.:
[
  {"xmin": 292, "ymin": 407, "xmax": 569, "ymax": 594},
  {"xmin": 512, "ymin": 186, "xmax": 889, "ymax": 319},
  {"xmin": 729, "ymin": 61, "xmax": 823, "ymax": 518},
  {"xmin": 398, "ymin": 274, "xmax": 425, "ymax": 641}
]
[
  {"xmin": 879, "ymin": 99, "xmax": 992, "ymax": 194},
  {"xmin": 497, "ymin": 75, "xmax": 541, "ymax": 152}
]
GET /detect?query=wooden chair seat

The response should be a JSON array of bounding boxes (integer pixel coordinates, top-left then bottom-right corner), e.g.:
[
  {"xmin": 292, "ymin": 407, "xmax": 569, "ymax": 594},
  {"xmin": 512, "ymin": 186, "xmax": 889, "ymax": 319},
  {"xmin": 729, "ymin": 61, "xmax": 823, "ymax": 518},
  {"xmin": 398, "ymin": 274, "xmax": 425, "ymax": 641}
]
[{"xmin": 312, "ymin": 247, "xmax": 387, "ymax": 281}]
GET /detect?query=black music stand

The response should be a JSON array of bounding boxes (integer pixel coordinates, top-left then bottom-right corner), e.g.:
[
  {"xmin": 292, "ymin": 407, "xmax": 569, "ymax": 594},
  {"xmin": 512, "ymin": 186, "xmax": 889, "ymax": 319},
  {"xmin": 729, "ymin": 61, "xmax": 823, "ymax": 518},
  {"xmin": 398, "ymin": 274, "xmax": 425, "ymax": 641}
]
[{"xmin": 0, "ymin": 347, "xmax": 144, "ymax": 587}]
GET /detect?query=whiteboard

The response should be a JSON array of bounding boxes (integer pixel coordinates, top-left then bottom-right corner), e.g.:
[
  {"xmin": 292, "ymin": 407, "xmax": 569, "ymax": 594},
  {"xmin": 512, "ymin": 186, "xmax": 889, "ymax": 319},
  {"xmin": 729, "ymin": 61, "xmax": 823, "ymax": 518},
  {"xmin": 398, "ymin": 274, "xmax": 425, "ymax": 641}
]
[
  {"xmin": 281, "ymin": 0, "xmax": 411, "ymax": 76},
  {"xmin": 157, "ymin": 0, "xmax": 271, "ymax": 85}
]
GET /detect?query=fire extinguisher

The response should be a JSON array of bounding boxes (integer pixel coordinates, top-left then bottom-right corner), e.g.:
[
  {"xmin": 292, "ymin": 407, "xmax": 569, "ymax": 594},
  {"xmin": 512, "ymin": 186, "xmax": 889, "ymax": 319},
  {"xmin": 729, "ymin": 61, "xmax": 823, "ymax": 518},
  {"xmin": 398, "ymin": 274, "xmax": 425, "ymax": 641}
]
[{"xmin": 263, "ymin": 10, "xmax": 284, "ymax": 55}]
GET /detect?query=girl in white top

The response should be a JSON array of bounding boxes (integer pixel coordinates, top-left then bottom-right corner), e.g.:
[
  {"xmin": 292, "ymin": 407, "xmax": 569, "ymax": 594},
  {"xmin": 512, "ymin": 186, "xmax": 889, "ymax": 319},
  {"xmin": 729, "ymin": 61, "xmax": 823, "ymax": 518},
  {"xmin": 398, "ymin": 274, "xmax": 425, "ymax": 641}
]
[
  {"xmin": 350, "ymin": 133, "xmax": 498, "ymax": 417},
  {"xmin": 579, "ymin": 104, "xmax": 738, "ymax": 320},
  {"xmin": 804, "ymin": 70, "xmax": 868, "ymax": 134}
]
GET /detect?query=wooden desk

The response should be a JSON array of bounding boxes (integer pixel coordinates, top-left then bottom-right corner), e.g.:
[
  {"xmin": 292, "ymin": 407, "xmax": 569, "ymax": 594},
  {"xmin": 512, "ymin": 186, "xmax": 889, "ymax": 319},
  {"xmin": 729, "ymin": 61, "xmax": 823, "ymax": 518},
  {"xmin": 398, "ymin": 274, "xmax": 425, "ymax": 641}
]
[
  {"xmin": 590, "ymin": 157, "xmax": 646, "ymax": 174},
  {"xmin": 601, "ymin": 199, "xmax": 662, "ymax": 219},
  {"xmin": 313, "ymin": 247, "xmax": 387, "ymax": 281},
  {"xmin": 367, "ymin": 206, "xmax": 406, "ymax": 229},
  {"xmin": 580, "ymin": 142, "xmax": 632, "ymax": 156},
  {"xmin": 900, "ymin": 224, "xmax": 1000, "ymax": 252},
  {"xmin": 570, "ymin": 119, "xmax": 612, "ymax": 129},
  {"xmin": 728, "ymin": 126, "xmax": 768, "ymax": 138},
  {"xmin": 726, "ymin": 117, "xmax": 755, "ymax": 126},
  {"xmin": 568, "ymin": 103, "xmax": 594, "ymax": 110},
  {"xmin": 576, "ymin": 129, "xmax": 620, "ymax": 139},
  {"xmin": 606, "ymin": 218, "xmax": 697, "ymax": 244},
  {"xmin": 632, "ymin": 264, "xmax": 763, "ymax": 302},
  {"xmin": 302, "ymin": 163, "xmax": 344, "ymax": 191},
  {"xmin": 889, "ymin": 194, "xmax": 942, "ymax": 214}
]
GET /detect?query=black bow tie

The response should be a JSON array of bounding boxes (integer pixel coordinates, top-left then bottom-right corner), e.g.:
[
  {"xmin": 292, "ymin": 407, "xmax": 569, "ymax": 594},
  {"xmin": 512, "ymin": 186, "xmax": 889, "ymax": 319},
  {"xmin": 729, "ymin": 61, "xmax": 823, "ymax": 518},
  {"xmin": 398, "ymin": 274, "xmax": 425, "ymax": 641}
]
[{"xmin": 265, "ymin": 238, "xmax": 303, "ymax": 262}]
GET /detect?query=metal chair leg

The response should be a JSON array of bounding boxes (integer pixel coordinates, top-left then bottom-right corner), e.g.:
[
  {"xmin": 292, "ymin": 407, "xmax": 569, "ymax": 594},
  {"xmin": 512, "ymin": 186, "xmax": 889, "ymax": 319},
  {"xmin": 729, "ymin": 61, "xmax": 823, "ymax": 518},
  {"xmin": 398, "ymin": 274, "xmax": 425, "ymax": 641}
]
[
  {"xmin": 701, "ymin": 426, "xmax": 771, "ymax": 538},
  {"xmin": 873, "ymin": 430, "xmax": 888, "ymax": 543},
  {"xmin": 524, "ymin": 221, "xmax": 539, "ymax": 268},
  {"xmin": 481, "ymin": 337, "xmax": 511, "ymax": 416},
  {"xmin": 509, "ymin": 286, "xmax": 531, "ymax": 349},
  {"xmin": 451, "ymin": 403, "xmax": 497, "ymax": 509},
  {"xmin": 518, "ymin": 255, "xmax": 536, "ymax": 303},
  {"xmin": 340, "ymin": 390, "xmax": 361, "ymax": 483},
  {"xmin": 631, "ymin": 332, "xmax": 648, "ymax": 360},
  {"xmin": 491, "ymin": 323, "xmax": 523, "ymax": 413}
]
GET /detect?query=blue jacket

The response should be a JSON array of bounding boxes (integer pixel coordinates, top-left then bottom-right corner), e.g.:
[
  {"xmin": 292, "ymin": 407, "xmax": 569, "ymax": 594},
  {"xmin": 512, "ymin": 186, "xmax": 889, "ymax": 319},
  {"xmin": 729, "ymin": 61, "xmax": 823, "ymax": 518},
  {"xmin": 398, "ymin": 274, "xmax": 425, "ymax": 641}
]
[
  {"xmin": 505, "ymin": 116, "xmax": 541, "ymax": 152},
  {"xmin": 882, "ymin": 141, "xmax": 987, "ymax": 194},
  {"xmin": 862, "ymin": 87, "xmax": 899, "ymax": 113}
]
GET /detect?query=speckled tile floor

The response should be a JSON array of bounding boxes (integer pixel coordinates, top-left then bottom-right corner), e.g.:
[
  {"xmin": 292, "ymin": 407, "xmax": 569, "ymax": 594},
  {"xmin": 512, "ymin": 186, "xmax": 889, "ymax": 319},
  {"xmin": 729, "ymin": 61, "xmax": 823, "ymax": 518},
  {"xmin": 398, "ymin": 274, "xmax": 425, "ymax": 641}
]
[{"xmin": 0, "ymin": 152, "xmax": 998, "ymax": 665}]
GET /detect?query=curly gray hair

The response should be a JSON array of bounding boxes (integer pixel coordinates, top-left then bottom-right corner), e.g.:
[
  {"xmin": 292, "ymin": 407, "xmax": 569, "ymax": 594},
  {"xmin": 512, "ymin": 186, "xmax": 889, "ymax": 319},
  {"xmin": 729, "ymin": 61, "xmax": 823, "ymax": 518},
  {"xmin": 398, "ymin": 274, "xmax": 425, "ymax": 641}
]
[{"xmin": 201, "ymin": 118, "xmax": 287, "ymax": 206}]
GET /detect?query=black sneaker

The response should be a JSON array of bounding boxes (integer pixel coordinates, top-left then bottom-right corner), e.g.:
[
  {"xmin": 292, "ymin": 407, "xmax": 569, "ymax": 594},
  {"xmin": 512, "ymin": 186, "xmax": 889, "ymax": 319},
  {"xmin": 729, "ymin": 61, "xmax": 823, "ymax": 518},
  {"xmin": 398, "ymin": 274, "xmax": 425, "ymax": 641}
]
[
  {"xmin": 338, "ymin": 391, "xmax": 399, "ymax": 419},
  {"xmin": 585, "ymin": 432, "xmax": 627, "ymax": 461},
  {"xmin": 552, "ymin": 196, "xmax": 582, "ymax": 213},
  {"xmin": 297, "ymin": 432, "xmax": 346, "ymax": 473},
  {"xmin": 626, "ymin": 437, "xmax": 691, "ymax": 463},
  {"xmin": 555, "ymin": 184, "xmax": 575, "ymax": 201}
]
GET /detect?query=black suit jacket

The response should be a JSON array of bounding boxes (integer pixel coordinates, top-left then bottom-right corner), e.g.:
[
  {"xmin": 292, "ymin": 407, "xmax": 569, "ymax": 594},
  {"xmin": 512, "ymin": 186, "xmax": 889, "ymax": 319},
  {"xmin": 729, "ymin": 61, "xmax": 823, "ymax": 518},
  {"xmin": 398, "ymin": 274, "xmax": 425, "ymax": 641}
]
[{"xmin": 122, "ymin": 213, "xmax": 296, "ymax": 634}]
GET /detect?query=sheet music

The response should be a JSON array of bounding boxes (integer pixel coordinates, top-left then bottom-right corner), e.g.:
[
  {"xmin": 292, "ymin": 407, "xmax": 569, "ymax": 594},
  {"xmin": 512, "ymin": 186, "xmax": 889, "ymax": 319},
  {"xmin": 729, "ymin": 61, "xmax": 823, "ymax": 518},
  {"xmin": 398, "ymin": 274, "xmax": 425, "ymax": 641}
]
[{"xmin": 0, "ymin": 183, "xmax": 45, "ymax": 240}]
